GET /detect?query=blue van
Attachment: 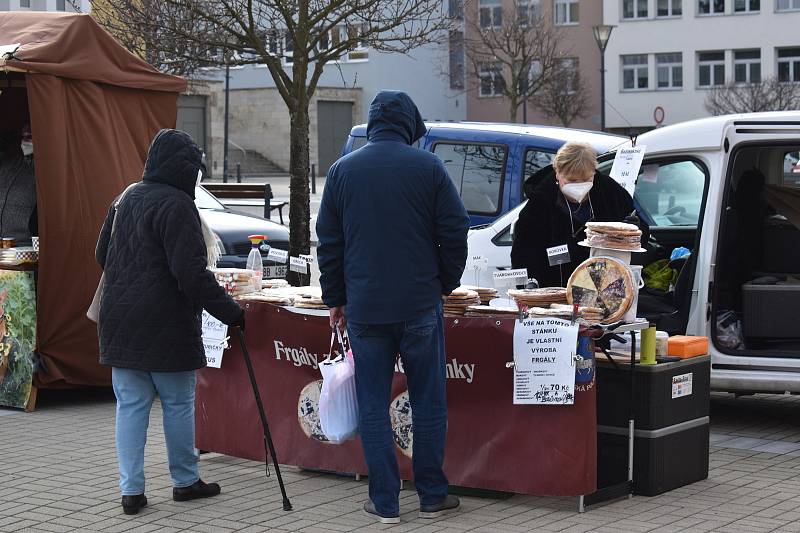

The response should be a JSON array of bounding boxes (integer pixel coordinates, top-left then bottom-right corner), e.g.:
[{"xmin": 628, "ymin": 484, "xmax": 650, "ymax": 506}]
[{"xmin": 343, "ymin": 122, "xmax": 624, "ymax": 226}]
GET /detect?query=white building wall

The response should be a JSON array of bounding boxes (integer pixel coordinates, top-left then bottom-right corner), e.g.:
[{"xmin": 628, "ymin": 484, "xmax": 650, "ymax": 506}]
[{"xmin": 603, "ymin": 0, "xmax": 800, "ymax": 130}]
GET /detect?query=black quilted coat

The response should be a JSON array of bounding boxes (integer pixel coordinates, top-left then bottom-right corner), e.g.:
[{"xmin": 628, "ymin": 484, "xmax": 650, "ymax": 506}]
[{"xmin": 95, "ymin": 129, "xmax": 243, "ymax": 372}]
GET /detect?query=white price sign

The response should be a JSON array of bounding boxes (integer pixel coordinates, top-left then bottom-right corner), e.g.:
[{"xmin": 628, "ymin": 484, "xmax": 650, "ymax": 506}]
[
  {"xmin": 609, "ymin": 145, "xmax": 646, "ymax": 197},
  {"xmin": 493, "ymin": 268, "xmax": 528, "ymax": 282},
  {"xmin": 512, "ymin": 317, "xmax": 578, "ymax": 405},
  {"xmin": 289, "ymin": 256, "xmax": 309, "ymax": 274},
  {"xmin": 468, "ymin": 255, "xmax": 488, "ymax": 272},
  {"xmin": 267, "ymin": 248, "xmax": 289, "ymax": 263},
  {"xmin": 202, "ymin": 310, "xmax": 229, "ymax": 369}
]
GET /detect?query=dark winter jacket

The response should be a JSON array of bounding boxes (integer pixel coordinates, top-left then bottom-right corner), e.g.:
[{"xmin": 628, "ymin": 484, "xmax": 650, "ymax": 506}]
[
  {"xmin": 316, "ymin": 91, "xmax": 470, "ymax": 324},
  {"xmin": 511, "ymin": 171, "xmax": 643, "ymax": 288},
  {"xmin": 95, "ymin": 129, "xmax": 243, "ymax": 372}
]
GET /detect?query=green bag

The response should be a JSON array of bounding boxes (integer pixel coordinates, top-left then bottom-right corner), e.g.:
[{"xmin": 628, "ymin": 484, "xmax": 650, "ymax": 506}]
[{"xmin": 643, "ymin": 259, "xmax": 677, "ymax": 292}]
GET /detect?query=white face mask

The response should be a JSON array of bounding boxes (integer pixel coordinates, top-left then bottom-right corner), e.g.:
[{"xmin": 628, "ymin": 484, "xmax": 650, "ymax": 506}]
[
  {"xmin": 560, "ymin": 181, "xmax": 593, "ymax": 203},
  {"xmin": 195, "ymin": 169, "xmax": 202, "ymax": 188}
]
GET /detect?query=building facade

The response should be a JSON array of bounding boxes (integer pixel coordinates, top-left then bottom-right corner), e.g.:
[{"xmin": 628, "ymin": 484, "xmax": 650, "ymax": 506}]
[
  {"xmin": 196, "ymin": 32, "xmax": 466, "ymax": 177},
  {"xmin": 464, "ymin": 0, "xmax": 605, "ymax": 130},
  {"xmin": 603, "ymin": 0, "xmax": 800, "ymax": 133}
]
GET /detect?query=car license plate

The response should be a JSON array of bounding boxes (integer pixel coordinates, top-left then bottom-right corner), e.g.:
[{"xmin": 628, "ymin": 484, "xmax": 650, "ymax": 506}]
[{"xmin": 263, "ymin": 265, "xmax": 287, "ymax": 279}]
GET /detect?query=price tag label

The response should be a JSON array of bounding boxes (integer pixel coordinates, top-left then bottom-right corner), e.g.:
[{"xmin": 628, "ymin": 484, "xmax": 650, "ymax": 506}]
[
  {"xmin": 290, "ymin": 256, "xmax": 309, "ymax": 274},
  {"xmin": 493, "ymin": 268, "xmax": 528, "ymax": 282},
  {"xmin": 267, "ymin": 248, "xmax": 289, "ymax": 263},
  {"xmin": 546, "ymin": 244, "xmax": 571, "ymax": 267},
  {"xmin": 468, "ymin": 255, "xmax": 488, "ymax": 272},
  {"xmin": 609, "ymin": 145, "xmax": 646, "ymax": 197},
  {"xmin": 299, "ymin": 254, "xmax": 315, "ymax": 264},
  {"xmin": 202, "ymin": 310, "xmax": 228, "ymax": 369}
]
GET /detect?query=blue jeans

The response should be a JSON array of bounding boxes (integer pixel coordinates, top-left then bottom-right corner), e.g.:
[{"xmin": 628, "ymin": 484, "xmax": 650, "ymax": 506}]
[
  {"xmin": 112, "ymin": 368, "xmax": 200, "ymax": 496},
  {"xmin": 348, "ymin": 305, "xmax": 448, "ymax": 516}
]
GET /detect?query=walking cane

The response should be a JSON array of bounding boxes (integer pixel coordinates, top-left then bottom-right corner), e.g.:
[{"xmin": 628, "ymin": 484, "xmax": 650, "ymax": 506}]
[{"xmin": 236, "ymin": 328, "xmax": 293, "ymax": 511}]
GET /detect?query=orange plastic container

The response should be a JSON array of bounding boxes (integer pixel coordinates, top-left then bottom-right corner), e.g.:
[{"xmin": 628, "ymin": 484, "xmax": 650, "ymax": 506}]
[{"xmin": 667, "ymin": 336, "xmax": 708, "ymax": 359}]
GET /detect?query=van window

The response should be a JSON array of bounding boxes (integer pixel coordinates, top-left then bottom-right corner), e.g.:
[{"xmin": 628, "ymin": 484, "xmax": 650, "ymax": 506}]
[
  {"xmin": 633, "ymin": 160, "xmax": 706, "ymax": 227},
  {"xmin": 522, "ymin": 149, "xmax": 556, "ymax": 194},
  {"xmin": 434, "ymin": 143, "xmax": 507, "ymax": 215},
  {"xmin": 599, "ymin": 158, "xmax": 706, "ymax": 227},
  {"xmin": 525, "ymin": 149, "xmax": 556, "ymax": 176}
]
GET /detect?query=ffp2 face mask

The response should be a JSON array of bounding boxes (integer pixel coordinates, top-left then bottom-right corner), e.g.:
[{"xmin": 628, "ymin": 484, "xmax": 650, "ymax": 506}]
[{"xmin": 560, "ymin": 181, "xmax": 593, "ymax": 203}]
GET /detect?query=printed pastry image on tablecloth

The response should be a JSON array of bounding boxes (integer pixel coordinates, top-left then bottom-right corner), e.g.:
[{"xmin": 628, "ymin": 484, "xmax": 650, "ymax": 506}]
[
  {"xmin": 297, "ymin": 380, "xmax": 329, "ymax": 443},
  {"xmin": 566, "ymin": 256, "xmax": 634, "ymax": 323},
  {"xmin": 390, "ymin": 391, "xmax": 413, "ymax": 458}
]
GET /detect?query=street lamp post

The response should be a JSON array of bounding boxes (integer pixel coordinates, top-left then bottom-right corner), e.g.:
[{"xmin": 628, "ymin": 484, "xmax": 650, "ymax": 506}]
[
  {"xmin": 223, "ymin": 56, "xmax": 231, "ymax": 183},
  {"xmin": 592, "ymin": 25, "xmax": 615, "ymax": 132}
]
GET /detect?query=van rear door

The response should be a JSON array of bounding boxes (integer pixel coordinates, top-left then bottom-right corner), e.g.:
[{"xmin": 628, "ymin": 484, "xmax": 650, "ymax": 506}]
[{"xmin": 709, "ymin": 116, "xmax": 800, "ymax": 392}]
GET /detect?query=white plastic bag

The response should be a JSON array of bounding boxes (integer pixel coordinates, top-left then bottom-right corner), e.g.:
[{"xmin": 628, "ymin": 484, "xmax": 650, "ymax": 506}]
[{"xmin": 319, "ymin": 327, "xmax": 359, "ymax": 444}]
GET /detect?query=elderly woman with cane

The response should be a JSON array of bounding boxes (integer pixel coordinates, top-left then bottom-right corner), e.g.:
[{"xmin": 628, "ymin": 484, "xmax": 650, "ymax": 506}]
[{"xmin": 94, "ymin": 129, "xmax": 245, "ymax": 516}]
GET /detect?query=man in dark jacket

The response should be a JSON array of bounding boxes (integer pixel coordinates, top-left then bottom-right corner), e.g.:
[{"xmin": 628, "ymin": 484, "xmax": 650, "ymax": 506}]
[
  {"xmin": 316, "ymin": 91, "xmax": 469, "ymax": 524},
  {"xmin": 511, "ymin": 142, "xmax": 646, "ymax": 287},
  {"xmin": 96, "ymin": 129, "xmax": 244, "ymax": 516}
]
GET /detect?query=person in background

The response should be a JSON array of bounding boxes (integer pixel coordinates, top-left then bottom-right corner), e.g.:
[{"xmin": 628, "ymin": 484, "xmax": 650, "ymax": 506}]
[
  {"xmin": 0, "ymin": 129, "xmax": 36, "ymax": 243},
  {"xmin": 511, "ymin": 141, "xmax": 646, "ymax": 287},
  {"xmin": 316, "ymin": 91, "xmax": 470, "ymax": 525},
  {"xmin": 95, "ymin": 129, "xmax": 245, "ymax": 516}
]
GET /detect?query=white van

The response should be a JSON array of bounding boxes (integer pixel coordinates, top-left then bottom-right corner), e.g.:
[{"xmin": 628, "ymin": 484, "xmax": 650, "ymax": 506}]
[{"xmin": 465, "ymin": 112, "xmax": 800, "ymax": 394}]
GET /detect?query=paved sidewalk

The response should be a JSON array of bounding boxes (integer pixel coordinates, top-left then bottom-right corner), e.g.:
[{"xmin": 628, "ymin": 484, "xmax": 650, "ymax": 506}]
[{"xmin": 3, "ymin": 391, "xmax": 800, "ymax": 532}]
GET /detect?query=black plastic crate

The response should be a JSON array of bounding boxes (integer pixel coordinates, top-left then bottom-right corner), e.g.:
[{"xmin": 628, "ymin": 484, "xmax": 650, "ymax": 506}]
[
  {"xmin": 597, "ymin": 419, "xmax": 710, "ymax": 496},
  {"xmin": 742, "ymin": 283, "xmax": 800, "ymax": 339},
  {"xmin": 596, "ymin": 356, "xmax": 710, "ymax": 431}
]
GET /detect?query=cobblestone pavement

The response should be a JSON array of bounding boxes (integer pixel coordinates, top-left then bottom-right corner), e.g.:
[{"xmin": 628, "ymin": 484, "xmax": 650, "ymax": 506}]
[{"xmin": 3, "ymin": 390, "xmax": 800, "ymax": 532}]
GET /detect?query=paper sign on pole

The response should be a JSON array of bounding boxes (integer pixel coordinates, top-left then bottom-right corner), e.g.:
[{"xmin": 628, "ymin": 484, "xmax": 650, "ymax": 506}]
[
  {"xmin": 512, "ymin": 317, "xmax": 579, "ymax": 405},
  {"xmin": 609, "ymin": 145, "xmax": 646, "ymax": 197},
  {"xmin": 290, "ymin": 256, "xmax": 309, "ymax": 274},
  {"xmin": 267, "ymin": 248, "xmax": 289, "ymax": 263},
  {"xmin": 202, "ymin": 310, "xmax": 229, "ymax": 368}
]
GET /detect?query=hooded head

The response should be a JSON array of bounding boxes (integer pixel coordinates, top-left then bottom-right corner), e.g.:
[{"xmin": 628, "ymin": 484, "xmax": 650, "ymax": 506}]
[
  {"xmin": 366, "ymin": 91, "xmax": 427, "ymax": 145},
  {"xmin": 142, "ymin": 129, "xmax": 202, "ymax": 199}
]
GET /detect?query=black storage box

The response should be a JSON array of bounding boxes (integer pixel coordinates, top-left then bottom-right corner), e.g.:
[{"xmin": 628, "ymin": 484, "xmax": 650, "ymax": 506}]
[
  {"xmin": 597, "ymin": 419, "xmax": 710, "ymax": 496},
  {"xmin": 596, "ymin": 356, "xmax": 710, "ymax": 431},
  {"xmin": 742, "ymin": 283, "xmax": 800, "ymax": 338},
  {"xmin": 595, "ymin": 356, "xmax": 710, "ymax": 496}
]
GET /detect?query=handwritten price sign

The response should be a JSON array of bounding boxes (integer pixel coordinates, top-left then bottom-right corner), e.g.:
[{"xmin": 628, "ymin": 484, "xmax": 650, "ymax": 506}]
[{"xmin": 512, "ymin": 317, "xmax": 578, "ymax": 405}]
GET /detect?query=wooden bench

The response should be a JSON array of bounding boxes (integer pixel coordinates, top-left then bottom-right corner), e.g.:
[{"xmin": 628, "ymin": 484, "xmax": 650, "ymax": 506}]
[{"xmin": 203, "ymin": 183, "xmax": 288, "ymax": 224}]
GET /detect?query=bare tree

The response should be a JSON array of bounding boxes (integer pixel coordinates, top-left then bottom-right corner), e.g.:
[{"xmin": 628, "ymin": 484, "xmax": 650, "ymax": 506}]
[
  {"xmin": 705, "ymin": 77, "xmax": 800, "ymax": 116},
  {"xmin": 90, "ymin": 0, "xmax": 450, "ymax": 284},
  {"xmin": 531, "ymin": 59, "xmax": 590, "ymax": 127},
  {"xmin": 462, "ymin": 2, "xmax": 566, "ymax": 123}
]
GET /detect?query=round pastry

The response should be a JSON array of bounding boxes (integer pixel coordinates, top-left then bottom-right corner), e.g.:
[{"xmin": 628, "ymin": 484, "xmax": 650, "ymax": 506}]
[
  {"xmin": 566, "ymin": 257, "xmax": 634, "ymax": 323},
  {"xmin": 390, "ymin": 391, "xmax": 414, "ymax": 458},
  {"xmin": 297, "ymin": 380, "xmax": 329, "ymax": 443},
  {"xmin": 585, "ymin": 221, "xmax": 642, "ymax": 236}
]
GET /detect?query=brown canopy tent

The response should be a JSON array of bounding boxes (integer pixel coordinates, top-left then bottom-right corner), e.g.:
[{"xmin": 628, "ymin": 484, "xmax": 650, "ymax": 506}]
[{"xmin": 0, "ymin": 12, "xmax": 187, "ymax": 390}]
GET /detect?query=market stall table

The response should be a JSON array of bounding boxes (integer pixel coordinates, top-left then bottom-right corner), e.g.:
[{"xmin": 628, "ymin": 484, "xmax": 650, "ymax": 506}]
[{"xmin": 196, "ymin": 301, "xmax": 599, "ymax": 499}]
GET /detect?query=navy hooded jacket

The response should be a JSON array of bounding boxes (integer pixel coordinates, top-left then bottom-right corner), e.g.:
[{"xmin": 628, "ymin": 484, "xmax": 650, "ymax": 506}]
[{"xmin": 316, "ymin": 91, "xmax": 470, "ymax": 324}]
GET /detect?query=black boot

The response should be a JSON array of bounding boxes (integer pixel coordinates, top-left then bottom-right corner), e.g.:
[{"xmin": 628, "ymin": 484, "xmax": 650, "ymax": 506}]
[
  {"xmin": 173, "ymin": 479, "xmax": 221, "ymax": 502},
  {"xmin": 121, "ymin": 494, "xmax": 147, "ymax": 515}
]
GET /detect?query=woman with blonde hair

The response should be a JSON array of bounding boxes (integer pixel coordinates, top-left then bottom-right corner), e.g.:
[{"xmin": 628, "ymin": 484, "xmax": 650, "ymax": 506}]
[{"xmin": 511, "ymin": 141, "xmax": 645, "ymax": 287}]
